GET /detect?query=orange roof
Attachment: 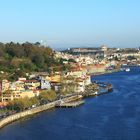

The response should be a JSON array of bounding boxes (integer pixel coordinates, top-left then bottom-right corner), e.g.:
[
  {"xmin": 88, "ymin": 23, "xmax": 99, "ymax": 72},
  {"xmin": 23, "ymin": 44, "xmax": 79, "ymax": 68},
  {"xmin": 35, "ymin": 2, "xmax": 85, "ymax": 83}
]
[{"xmin": 0, "ymin": 102, "xmax": 9, "ymax": 107}]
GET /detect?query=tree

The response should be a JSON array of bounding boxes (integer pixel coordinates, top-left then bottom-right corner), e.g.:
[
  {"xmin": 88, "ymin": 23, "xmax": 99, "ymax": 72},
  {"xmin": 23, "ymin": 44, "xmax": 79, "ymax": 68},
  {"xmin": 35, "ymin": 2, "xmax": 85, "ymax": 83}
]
[
  {"xmin": 29, "ymin": 97, "xmax": 40, "ymax": 106},
  {"xmin": 68, "ymin": 58, "xmax": 76, "ymax": 63},
  {"xmin": 32, "ymin": 55, "xmax": 45, "ymax": 68},
  {"xmin": 10, "ymin": 57, "xmax": 22, "ymax": 68},
  {"xmin": 40, "ymin": 90, "xmax": 57, "ymax": 101},
  {"xmin": 7, "ymin": 97, "xmax": 37, "ymax": 111},
  {"xmin": 0, "ymin": 41, "xmax": 65, "ymax": 75},
  {"xmin": 9, "ymin": 70, "xmax": 26, "ymax": 81},
  {"xmin": 15, "ymin": 97, "xmax": 31, "ymax": 110}
]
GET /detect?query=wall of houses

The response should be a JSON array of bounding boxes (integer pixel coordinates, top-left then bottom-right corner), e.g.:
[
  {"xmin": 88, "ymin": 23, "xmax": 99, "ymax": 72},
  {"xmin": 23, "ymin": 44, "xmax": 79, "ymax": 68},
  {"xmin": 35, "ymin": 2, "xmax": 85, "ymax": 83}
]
[
  {"xmin": 1, "ymin": 90, "xmax": 38, "ymax": 102},
  {"xmin": 87, "ymin": 65, "xmax": 106, "ymax": 74}
]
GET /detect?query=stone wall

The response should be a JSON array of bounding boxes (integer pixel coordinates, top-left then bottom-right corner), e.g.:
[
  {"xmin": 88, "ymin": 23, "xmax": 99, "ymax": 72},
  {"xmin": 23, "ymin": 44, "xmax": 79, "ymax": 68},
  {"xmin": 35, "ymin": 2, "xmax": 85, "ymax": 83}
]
[
  {"xmin": 0, "ymin": 102, "xmax": 55, "ymax": 129},
  {"xmin": 0, "ymin": 95, "xmax": 82, "ymax": 129}
]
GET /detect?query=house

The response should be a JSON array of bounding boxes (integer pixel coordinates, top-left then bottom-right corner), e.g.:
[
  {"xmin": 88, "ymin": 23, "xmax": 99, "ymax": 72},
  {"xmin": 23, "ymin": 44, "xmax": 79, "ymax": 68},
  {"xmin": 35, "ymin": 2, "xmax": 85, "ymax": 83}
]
[
  {"xmin": 13, "ymin": 90, "xmax": 38, "ymax": 99},
  {"xmin": 1, "ymin": 90, "xmax": 39, "ymax": 102},
  {"xmin": 66, "ymin": 69, "xmax": 87, "ymax": 78},
  {"xmin": 50, "ymin": 74, "xmax": 61, "ymax": 83},
  {"xmin": 1, "ymin": 80, "xmax": 10, "ymax": 92},
  {"xmin": 10, "ymin": 80, "xmax": 25, "ymax": 91},
  {"xmin": 75, "ymin": 78, "xmax": 85, "ymax": 93},
  {"xmin": 51, "ymin": 81, "xmax": 61, "ymax": 92},
  {"xmin": 23, "ymin": 80, "xmax": 40, "ymax": 90},
  {"xmin": 38, "ymin": 76, "xmax": 51, "ymax": 90},
  {"xmin": 0, "ymin": 101, "xmax": 8, "ymax": 107},
  {"xmin": 0, "ymin": 77, "xmax": 42, "ymax": 102},
  {"xmin": 1, "ymin": 90, "xmax": 13, "ymax": 102},
  {"xmin": 84, "ymin": 75, "xmax": 91, "ymax": 86}
]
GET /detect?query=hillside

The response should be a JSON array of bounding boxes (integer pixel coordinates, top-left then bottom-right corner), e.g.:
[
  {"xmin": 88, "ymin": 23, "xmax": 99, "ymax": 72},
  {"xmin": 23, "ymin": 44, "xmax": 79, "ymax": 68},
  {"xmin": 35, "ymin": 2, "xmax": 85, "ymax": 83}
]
[{"xmin": 0, "ymin": 42, "xmax": 66, "ymax": 80}]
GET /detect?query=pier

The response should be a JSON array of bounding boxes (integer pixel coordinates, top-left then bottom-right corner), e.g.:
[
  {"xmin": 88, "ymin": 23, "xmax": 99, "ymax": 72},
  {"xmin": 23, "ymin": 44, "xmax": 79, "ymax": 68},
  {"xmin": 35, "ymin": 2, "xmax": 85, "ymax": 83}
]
[
  {"xmin": 56, "ymin": 100, "xmax": 85, "ymax": 108},
  {"xmin": 83, "ymin": 91, "xmax": 98, "ymax": 97},
  {"xmin": 93, "ymin": 81, "xmax": 113, "ymax": 91}
]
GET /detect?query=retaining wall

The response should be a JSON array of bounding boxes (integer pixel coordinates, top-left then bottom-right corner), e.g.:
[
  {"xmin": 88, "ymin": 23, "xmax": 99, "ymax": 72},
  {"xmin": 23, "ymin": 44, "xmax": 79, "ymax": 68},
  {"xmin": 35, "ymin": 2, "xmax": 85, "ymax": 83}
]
[
  {"xmin": 0, "ymin": 102, "xmax": 55, "ymax": 129},
  {"xmin": 0, "ymin": 95, "xmax": 81, "ymax": 129}
]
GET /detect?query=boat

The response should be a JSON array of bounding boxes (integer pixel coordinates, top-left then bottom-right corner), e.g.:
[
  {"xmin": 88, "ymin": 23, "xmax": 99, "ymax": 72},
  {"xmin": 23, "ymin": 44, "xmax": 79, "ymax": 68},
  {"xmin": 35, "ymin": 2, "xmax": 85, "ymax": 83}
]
[
  {"xmin": 122, "ymin": 64, "xmax": 127, "ymax": 66},
  {"xmin": 120, "ymin": 67, "xmax": 130, "ymax": 72},
  {"xmin": 125, "ymin": 68, "xmax": 130, "ymax": 72},
  {"xmin": 94, "ymin": 91, "xmax": 98, "ymax": 95}
]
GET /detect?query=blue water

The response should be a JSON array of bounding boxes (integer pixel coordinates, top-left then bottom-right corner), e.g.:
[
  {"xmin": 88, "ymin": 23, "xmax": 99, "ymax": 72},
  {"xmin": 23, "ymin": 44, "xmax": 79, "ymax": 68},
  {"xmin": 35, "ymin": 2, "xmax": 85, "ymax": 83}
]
[{"xmin": 0, "ymin": 67, "xmax": 140, "ymax": 140}]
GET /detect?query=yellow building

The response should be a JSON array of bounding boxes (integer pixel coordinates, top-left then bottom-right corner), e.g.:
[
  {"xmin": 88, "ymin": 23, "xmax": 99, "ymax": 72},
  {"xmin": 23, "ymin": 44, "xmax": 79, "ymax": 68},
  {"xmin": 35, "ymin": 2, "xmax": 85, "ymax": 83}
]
[
  {"xmin": 75, "ymin": 78, "xmax": 85, "ymax": 93},
  {"xmin": 10, "ymin": 81, "xmax": 25, "ymax": 91},
  {"xmin": 1, "ymin": 80, "xmax": 10, "ymax": 92},
  {"xmin": 1, "ymin": 90, "xmax": 13, "ymax": 102},
  {"xmin": 13, "ymin": 90, "xmax": 36, "ymax": 99},
  {"xmin": 24, "ymin": 80, "xmax": 40, "ymax": 90},
  {"xmin": 46, "ymin": 74, "xmax": 61, "ymax": 83},
  {"xmin": 1, "ymin": 90, "xmax": 38, "ymax": 102}
]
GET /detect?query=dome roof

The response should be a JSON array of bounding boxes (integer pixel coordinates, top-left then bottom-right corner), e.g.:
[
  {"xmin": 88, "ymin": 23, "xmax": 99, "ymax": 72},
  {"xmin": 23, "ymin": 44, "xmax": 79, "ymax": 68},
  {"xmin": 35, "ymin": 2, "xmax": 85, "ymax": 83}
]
[{"xmin": 100, "ymin": 45, "xmax": 108, "ymax": 48}]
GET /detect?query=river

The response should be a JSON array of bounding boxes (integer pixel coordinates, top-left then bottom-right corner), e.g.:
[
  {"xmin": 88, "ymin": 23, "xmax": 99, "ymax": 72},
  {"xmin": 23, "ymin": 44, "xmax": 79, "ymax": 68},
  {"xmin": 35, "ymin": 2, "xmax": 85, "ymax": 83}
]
[{"xmin": 0, "ymin": 67, "xmax": 140, "ymax": 140}]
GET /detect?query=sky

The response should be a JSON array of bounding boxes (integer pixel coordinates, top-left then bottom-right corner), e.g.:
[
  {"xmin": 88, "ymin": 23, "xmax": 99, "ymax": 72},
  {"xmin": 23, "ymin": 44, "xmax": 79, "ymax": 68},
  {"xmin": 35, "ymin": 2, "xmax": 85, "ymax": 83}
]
[{"xmin": 0, "ymin": 0, "xmax": 140, "ymax": 49}]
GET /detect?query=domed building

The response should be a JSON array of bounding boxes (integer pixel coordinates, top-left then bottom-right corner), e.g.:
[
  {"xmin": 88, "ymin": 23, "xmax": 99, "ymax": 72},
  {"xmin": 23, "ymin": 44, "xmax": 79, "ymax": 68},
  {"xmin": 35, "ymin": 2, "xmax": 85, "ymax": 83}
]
[{"xmin": 101, "ymin": 45, "xmax": 108, "ymax": 52}]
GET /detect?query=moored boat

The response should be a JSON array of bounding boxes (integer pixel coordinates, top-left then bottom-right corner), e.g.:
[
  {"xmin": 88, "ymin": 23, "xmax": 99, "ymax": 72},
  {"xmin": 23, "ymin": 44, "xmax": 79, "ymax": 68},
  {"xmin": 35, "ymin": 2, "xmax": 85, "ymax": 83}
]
[
  {"xmin": 125, "ymin": 68, "xmax": 130, "ymax": 72},
  {"xmin": 120, "ymin": 67, "xmax": 130, "ymax": 72}
]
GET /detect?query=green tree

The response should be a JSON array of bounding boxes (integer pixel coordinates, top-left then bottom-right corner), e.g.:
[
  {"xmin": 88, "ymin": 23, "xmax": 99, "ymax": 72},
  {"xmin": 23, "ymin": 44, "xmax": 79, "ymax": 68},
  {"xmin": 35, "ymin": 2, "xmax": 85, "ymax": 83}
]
[
  {"xmin": 32, "ymin": 55, "xmax": 45, "ymax": 68},
  {"xmin": 29, "ymin": 97, "xmax": 40, "ymax": 106},
  {"xmin": 40, "ymin": 90, "xmax": 57, "ymax": 101}
]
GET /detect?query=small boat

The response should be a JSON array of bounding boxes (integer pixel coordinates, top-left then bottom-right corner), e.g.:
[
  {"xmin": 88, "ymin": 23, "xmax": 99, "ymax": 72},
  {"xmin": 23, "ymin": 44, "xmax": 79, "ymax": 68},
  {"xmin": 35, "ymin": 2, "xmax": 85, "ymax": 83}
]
[
  {"xmin": 120, "ymin": 67, "xmax": 130, "ymax": 72},
  {"xmin": 94, "ymin": 91, "xmax": 98, "ymax": 95},
  {"xmin": 122, "ymin": 64, "xmax": 127, "ymax": 66},
  {"xmin": 125, "ymin": 68, "xmax": 130, "ymax": 72}
]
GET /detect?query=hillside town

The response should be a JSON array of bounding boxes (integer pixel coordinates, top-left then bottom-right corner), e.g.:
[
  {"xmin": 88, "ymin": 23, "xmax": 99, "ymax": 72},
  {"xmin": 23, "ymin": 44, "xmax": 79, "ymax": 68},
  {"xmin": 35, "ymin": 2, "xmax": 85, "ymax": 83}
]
[
  {"xmin": 1, "ymin": 0, "xmax": 140, "ymax": 139},
  {"xmin": 0, "ymin": 44, "xmax": 140, "ymax": 118}
]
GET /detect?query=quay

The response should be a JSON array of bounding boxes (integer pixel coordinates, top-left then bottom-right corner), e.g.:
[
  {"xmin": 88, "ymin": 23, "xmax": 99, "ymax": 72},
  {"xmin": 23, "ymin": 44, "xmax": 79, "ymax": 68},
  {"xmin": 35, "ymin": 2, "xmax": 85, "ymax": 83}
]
[
  {"xmin": 0, "ymin": 95, "xmax": 82, "ymax": 129},
  {"xmin": 0, "ymin": 83, "xmax": 113, "ymax": 129},
  {"xmin": 83, "ymin": 91, "xmax": 98, "ymax": 97},
  {"xmin": 93, "ymin": 81, "xmax": 113, "ymax": 91},
  {"xmin": 56, "ymin": 100, "xmax": 85, "ymax": 108}
]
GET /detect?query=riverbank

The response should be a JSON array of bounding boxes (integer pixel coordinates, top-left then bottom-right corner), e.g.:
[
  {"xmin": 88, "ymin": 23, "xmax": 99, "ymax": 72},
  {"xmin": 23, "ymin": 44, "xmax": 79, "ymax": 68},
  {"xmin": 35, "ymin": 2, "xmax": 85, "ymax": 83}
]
[
  {"xmin": 1, "ymin": 67, "xmax": 140, "ymax": 140},
  {"xmin": 0, "ymin": 79, "xmax": 113, "ymax": 129},
  {"xmin": 91, "ymin": 69, "xmax": 120, "ymax": 76},
  {"xmin": 0, "ymin": 95, "xmax": 84, "ymax": 129}
]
